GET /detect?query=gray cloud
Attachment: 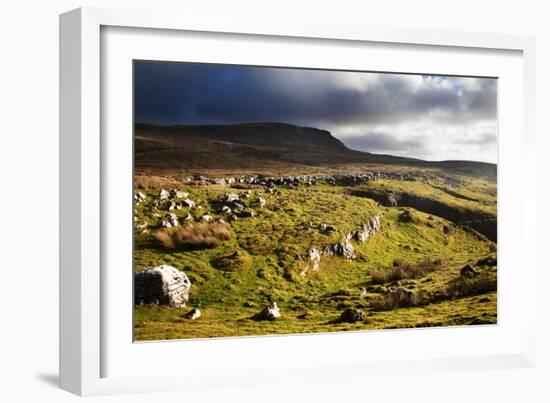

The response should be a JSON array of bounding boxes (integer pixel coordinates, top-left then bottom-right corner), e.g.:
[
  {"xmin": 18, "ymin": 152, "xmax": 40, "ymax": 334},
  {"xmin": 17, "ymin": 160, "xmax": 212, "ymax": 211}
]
[{"xmin": 135, "ymin": 62, "xmax": 498, "ymax": 163}]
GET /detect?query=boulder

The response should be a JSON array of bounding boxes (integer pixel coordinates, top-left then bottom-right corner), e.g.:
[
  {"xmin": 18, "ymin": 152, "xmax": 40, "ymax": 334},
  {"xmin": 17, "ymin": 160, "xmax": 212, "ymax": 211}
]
[
  {"xmin": 220, "ymin": 205, "xmax": 232, "ymax": 214},
  {"xmin": 172, "ymin": 190, "xmax": 189, "ymax": 199},
  {"xmin": 135, "ymin": 265, "xmax": 191, "ymax": 308},
  {"xmin": 225, "ymin": 193, "xmax": 240, "ymax": 203},
  {"xmin": 254, "ymin": 302, "xmax": 281, "ymax": 321},
  {"xmin": 159, "ymin": 189, "xmax": 170, "ymax": 200}
]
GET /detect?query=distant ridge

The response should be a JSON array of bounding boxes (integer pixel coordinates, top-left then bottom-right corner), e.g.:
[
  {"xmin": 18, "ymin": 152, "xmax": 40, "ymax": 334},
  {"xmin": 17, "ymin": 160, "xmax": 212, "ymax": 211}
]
[{"xmin": 134, "ymin": 122, "xmax": 496, "ymax": 178}]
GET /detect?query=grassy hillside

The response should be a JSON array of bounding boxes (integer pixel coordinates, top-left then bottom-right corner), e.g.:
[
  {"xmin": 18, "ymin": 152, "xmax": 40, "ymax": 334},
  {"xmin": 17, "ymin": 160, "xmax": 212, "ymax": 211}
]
[
  {"xmin": 133, "ymin": 172, "xmax": 496, "ymax": 341},
  {"xmin": 134, "ymin": 123, "xmax": 496, "ymax": 181}
]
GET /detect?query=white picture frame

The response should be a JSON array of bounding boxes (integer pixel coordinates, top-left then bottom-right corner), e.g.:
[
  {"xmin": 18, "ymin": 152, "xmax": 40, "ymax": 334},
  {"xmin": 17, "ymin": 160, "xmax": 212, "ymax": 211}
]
[{"xmin": 59, "ymin": 6, "xmax": 537, "ymax": 396}]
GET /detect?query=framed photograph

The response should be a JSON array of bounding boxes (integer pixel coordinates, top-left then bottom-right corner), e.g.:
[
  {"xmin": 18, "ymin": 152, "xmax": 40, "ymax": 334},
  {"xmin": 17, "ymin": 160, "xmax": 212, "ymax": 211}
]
[{"xmin": 60, "ymin": 7, "xmax": 537, "ymax": 396}]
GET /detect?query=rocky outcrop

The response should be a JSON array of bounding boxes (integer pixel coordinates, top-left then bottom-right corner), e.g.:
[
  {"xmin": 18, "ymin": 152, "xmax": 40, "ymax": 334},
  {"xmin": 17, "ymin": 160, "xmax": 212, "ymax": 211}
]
[
  {"xmin": 302, "ymin": 216, "xmax": 381, "ymax": 275},
  {"xmin": 135, "ymin": 265, "xmax": 191, "ymax": 308},
  {"xmin": 352, "ymin": 215, "xmax": 381, "ymax": 243}
]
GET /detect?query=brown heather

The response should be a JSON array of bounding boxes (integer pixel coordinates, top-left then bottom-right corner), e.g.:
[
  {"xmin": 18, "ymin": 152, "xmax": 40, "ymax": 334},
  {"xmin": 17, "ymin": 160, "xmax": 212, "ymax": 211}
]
[{"xmin": 154, "ymin": 222, "xmax": 232, "ymax": 249}]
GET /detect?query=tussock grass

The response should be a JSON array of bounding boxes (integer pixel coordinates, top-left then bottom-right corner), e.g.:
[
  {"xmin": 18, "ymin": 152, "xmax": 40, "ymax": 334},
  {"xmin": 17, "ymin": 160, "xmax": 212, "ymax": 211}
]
[
  {"xmin": 370, "ymin": 258, "xmax": 441, "ymax": 284},
  {"xmin": 135, "ymin": 175, "xmax": 180, "ymax": 190},
  {"xmin": 154, "ymin": 222, "xmax": 232, "ymax": 249},
  {"xmin": 445, "ymin": 274, "xmax": 497, "ymax": 298},
  {"xmin": 370, "ymin": 289, "xmax": 423, "ymax": 311}
]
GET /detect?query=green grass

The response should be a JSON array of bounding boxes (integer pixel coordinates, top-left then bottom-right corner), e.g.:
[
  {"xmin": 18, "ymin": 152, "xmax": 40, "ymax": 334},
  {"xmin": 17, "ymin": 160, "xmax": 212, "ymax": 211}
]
[{"xmin": 133, "ymin": 170, "xmax": 497, "ymax": 341}]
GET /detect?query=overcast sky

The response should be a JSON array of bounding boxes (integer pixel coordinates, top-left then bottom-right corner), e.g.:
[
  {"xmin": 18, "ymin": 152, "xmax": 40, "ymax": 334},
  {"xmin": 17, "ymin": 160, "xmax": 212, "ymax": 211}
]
[{"xmin": 134, "ymin": 61, "xmax": 498, "ymax": 163}]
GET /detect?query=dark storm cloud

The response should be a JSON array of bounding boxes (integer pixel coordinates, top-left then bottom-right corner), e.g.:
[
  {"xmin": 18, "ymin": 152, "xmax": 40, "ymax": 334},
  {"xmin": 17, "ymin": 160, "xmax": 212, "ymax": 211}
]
[{"xmin": 134, "ymin": 61, "xmax": 498, "ymax": 162}]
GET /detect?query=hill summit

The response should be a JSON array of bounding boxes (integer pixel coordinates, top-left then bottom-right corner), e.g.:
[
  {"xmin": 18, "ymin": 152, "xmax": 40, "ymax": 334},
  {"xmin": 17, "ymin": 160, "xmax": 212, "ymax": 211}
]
[{"xmin": 134, "ymin": 122, "xmax": 496, "ymax": 179}]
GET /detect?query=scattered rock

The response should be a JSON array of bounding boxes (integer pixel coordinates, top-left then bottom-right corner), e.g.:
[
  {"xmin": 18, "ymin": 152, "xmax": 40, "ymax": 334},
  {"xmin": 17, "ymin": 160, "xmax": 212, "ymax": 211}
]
[
  {"xmin": 159, "ymin": 189, "xmax": 170, "ymax": 200},
  {"xmin": 201, "ymin": 214, "xmax": 213, "ymax": 222},
  {"xmin": 339, "ymin": 308, "xmax": 364, "ymax": 323},
  {"xmin": 186, "ymin": 308, "xmax": 201, "ymax": 320},
  {"xmin": 257, "ymin": 196, "xmax": 266, "ymax": 208},
  {"xmin": 135, "ymin": 221, "xmax": 148, "ymax": 230},
  {"xmin": 220, "ymin": 205, "xmax": 232, "ymax": 214},
  {"xmin": 326, "ymin": 225, "xmax": 337, "ymax": 233},
  {"xmin": 225, "ymin": 193, "xmax": 240, "ymax": 203},
  {"xmin": 161, "ymin": 213, "xmax": 178, "ymax": 228},
  {"xmin": 172, "ymin": 190, "xmax": 189, "ymax": 199},
  {"xmin": 254, "ymin": 302, "xmax": 281, "ymax": 321},
  {"xmin": 134, "ymin": 192, "xmax": 146, "ymax": 202},
  {"xmin": 183, "ymin": 198, "xmax": 195, "ymax": 208},
  {"xmin": 134, "ymin": 265, "xmax": 191, "ymax": 308}
]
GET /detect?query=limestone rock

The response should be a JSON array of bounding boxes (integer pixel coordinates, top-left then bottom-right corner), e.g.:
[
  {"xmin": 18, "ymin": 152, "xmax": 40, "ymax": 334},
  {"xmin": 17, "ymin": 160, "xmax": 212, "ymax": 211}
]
[
  {"xmin": 183, "ymin": 198, "xmax": 195, "ymax": 208},
  {"xmin": 134, "ymin": 192, "xmax": 146, "ymax": 202},
  {"xmin": 172, "ymin": 190, "xmax": 189, "ymax": 199},
  {"xmin": 201, "ymin": 214, "xmax": 213, "ymax": 222},
  {"xmin": 225, "ymin": 193, "xmax": 240, "ymax": 203},
  {"xmin": 186, "ymin": 308, "xmax": 201, "ymax": 320},
  {"xmin": 135, "ymin": 265, "xmax": 191, "ymax": 308},
  {"xmin": 254, "ymin": 302, "xmax": 281, "ymax": 321}
]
